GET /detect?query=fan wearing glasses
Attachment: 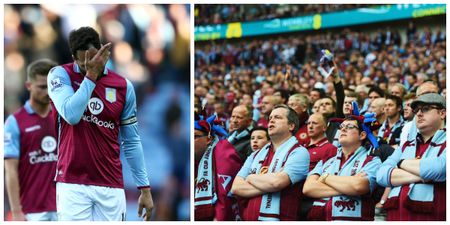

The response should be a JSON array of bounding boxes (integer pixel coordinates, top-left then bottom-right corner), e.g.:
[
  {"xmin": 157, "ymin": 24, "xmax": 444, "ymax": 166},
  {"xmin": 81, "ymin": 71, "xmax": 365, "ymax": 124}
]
[
  {"xmin": 376, "ymin": 93, "xmax": 446, "ymax": 221},
  {"xmin": 399, "ymin": 81, "xmax": 439, "ymax": 147},
  {"xmin": 303, "ymin": 117, "xmax": 382, "ymax": 221}
]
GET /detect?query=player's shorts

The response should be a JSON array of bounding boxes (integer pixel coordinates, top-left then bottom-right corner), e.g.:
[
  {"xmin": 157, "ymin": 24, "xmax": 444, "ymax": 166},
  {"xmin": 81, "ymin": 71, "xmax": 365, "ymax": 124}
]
[
  {"xmin": 26, "ymin": 211, "xmax": 57, "ymax": 221},
  {"xmin": 56, "ymin": 182, "xmax": 126, "ymax": 221}
]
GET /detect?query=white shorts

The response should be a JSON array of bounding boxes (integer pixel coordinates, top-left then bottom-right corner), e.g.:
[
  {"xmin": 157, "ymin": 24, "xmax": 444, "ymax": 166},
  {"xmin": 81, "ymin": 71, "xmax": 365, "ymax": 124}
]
[
  {"xmin": 26, "ymin": 211, "xmax": 57, "ymax": 221},
  {"xmin": 56, "ymin": 182, "xmax": 126, "ymax": 221}
]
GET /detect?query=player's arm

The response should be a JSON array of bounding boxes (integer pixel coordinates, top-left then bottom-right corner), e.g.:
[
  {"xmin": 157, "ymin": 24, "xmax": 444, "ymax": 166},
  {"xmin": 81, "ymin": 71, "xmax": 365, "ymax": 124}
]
[
  {"xmin": 5, "ymin": 159, "xmax": 25, "ymax": 220},
  {"xmin": 47, "ymin": 66, "xmax": 96, "ymax": 125},
  {"xmin": 119, "ymin": 79, "xmax": 153, "ymax": 221},
  {"xmin": 4, "ymin": 115, "xmax": 26, "ymax": 221}
]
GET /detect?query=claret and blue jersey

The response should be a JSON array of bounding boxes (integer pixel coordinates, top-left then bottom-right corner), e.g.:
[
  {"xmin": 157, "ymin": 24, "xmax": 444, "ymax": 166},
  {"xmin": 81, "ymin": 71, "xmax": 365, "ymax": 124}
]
[
  {"xmin": 47, "ymin": 62, "xmax": 149, "ymax": 189},
  {"xmin": 4, "ymin": 101, "xmax": 57, "ymax": 214}
]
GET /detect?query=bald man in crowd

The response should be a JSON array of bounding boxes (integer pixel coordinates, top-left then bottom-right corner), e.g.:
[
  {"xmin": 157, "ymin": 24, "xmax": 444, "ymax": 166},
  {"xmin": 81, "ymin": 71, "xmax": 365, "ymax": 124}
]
[
  {"xmin": 257, "ymin": 95, "xmax": 282, "ymax": 128},
  {"xmin": 214, "ymin": 104, "xmax": 254, "ymax": 220},
  {"xmin": 368, "ymin": 98, "xmax": 386, "ymax": 125},
  {"xmin": 389, "ymin": 83, "xmax": 406, "ymax": 99},
  {"xmin": 299, "ymin": 113, "xmax": 337, "ymax": 219}
]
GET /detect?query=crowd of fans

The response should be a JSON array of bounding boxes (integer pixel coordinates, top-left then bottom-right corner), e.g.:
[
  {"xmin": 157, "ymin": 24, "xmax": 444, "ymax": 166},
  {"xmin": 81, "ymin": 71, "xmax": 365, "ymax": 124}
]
[
  {"xmin": 194, "ymin": 8, "xmax": 446, "ymax": 220},
  {"xmin": 4, "ymin": 4, "xmax": 190, "ymax": 221},
  {"xmin": 195, "ymin": 4, "xmax": 371, "ymax": 25},
  {"xmin": 195, "ymin": 20, "xmax": 446, "ymax": 118}
]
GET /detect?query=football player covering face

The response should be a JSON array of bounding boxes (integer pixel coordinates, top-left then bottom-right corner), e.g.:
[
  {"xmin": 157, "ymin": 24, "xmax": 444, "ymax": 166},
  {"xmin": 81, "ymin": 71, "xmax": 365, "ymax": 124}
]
[{"xmin": 47, "ymin": 27, "xmax": 153, "ymax": 221}]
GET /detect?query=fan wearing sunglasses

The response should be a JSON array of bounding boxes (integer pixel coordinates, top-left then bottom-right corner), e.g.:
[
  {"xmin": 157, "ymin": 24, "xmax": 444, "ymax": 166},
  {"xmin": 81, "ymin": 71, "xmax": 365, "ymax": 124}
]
[{"xmin": 376, "ymin": 93, "xmax": 446, "ymax": 221}]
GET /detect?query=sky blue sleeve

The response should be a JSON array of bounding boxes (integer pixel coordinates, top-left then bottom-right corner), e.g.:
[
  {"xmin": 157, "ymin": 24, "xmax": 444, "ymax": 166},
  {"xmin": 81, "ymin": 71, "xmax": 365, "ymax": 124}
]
[
  {"xmin": 376, "ymin": 146, "xmax": 402, "ymax": 187},
  {"xmin": 119, "ymin": 79, "xmax": 150, "ymax": 188},
  {"xmin": 4, "ymin": 115, "xmax": 20, "ymax": 158},
  {"xmin": 362, "ymin": 157, "xmax": 382, "ymax": 193},
  {"xmin": 236, "ymin": 151, "xmax": 257, "ymax": 179},
  {"xmin": 309, "ymin": 160, "xmax": 324, "ymax": 176},
  {"xmin": 420, "ymin": 149, "xmax": 446, "ymax": 182},
  {"xmin": 120, "ymin": 79, "xmax": 138, "ymax": 122},
  {"xmin": 283, "ymin": 147, "xmax": 310, "ymax": 184},
  {"xmin": 47, "ymin": 66, "xmax": 96, "ymax": 125}
]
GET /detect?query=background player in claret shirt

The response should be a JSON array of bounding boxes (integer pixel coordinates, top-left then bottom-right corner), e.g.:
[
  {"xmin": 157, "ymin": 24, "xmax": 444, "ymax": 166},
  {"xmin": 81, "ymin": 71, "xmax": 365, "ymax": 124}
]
[
  {"xmin": 47, "ymin": 27, "xmax": 153, "ymax": 221},
  {"xmin": 4, "ymin": 59, "xmax": 58, "ymax": 221}
]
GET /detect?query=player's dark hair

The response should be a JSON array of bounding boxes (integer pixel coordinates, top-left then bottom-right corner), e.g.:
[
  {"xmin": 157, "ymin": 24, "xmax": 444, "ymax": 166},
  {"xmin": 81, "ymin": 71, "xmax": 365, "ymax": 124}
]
[{"xmin": 69, "ymin": 27, "xmax": 101, "ymax": 59}]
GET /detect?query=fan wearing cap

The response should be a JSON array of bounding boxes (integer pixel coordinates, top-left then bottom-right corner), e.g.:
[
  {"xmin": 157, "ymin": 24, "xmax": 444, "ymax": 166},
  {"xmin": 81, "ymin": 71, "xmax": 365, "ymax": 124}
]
[
  {"xmin": 376, "ymin": 93, "xmax": 446, "ymax": 221},
  {"xmin": 399, "ymin": 81, "xmax": 439, "ymax": 147},
  {"xmin": 303, "ymin": 116, "xmax": 382, "ymax": 221}
]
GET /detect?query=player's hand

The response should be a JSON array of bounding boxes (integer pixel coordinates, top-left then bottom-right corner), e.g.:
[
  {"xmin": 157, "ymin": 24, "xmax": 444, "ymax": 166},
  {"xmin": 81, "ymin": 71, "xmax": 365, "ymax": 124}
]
[
  {"xmin": 85, "ymin": 42, "xmax": 112, "ymax": 81},
  {"xmin": 11, "ymin": 210, "xmax": 26, "ymax": 221},
  {"xmin": 375, "ymin": 202, "xmax": 384, "ymax": 209},
  {"xmin": 137, "ymin": 188, "xmax": 154, "ymax": 221}
]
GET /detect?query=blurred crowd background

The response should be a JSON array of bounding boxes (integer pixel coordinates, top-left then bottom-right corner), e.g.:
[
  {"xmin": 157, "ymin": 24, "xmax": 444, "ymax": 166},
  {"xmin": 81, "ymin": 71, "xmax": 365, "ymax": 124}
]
[
  {"xmin": 194, "ymin": 4, "xmax": 446, "ymax": 125},
  {"xmin": 4, "ymin": 4, "xmax": 190, "ymax": 221},
  {"xmin": 195, "ymin": 4, "xmax": 371, "ymax": 25}
]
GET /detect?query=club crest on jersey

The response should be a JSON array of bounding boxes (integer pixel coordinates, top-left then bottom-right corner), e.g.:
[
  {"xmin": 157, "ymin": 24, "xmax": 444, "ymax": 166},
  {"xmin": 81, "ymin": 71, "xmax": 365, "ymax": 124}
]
[{"xmin": 105, "ymin": 88, "xmax": 116, "ymax": 103}]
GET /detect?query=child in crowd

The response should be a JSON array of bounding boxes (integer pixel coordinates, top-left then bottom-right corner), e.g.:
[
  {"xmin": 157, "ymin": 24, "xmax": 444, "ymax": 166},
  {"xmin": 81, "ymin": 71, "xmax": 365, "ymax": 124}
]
[{"xmin": 250, "ymin": 126, "xmax": 270, "ymax": 151}]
